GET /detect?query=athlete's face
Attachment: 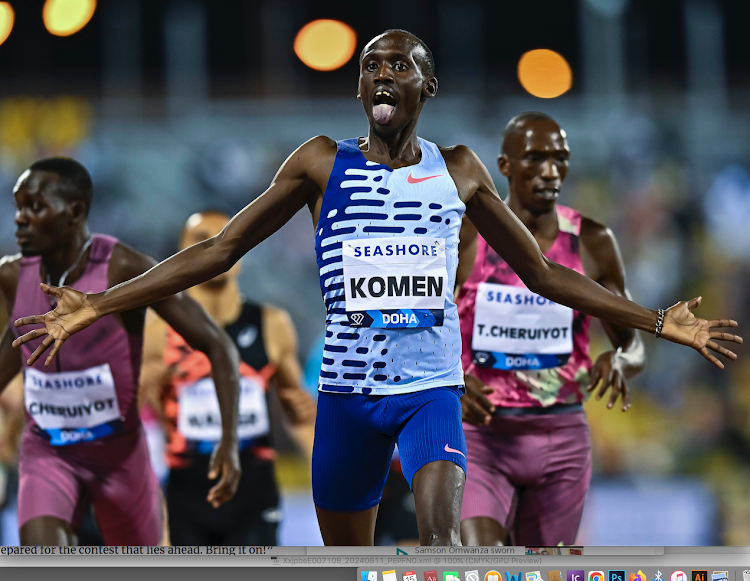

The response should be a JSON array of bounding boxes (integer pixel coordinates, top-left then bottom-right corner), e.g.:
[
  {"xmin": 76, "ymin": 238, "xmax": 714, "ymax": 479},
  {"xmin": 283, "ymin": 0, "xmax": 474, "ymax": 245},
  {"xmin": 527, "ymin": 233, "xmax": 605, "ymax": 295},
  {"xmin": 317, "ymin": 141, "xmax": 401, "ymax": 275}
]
[
  {"xmin": 13, "ymin": 170, "xmax": 77, "ymax": 256},
  {"xmin": 180, "ymin": 212, "xmax": 241, "ymax": 288},
  {"xmin": 358, "ymin": 33, "xmax": 437, "ymax": 135},
  {"xmin": 499, "ymin": 119, "xmax": 570, "ymax": 214}
]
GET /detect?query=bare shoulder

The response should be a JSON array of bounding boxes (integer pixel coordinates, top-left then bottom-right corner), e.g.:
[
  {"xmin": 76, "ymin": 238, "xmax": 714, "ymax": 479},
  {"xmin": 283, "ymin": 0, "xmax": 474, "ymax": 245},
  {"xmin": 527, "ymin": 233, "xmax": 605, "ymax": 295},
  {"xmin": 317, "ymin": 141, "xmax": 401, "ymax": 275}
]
[
  {"xmin": 302, "ymin": 135, "xmax": 337, "ymax": 155},
  {"xmin": 286, "ymin": 135, "xmax": 338, "ymax": 194},
  {"xmin": 108, "ymin": 242, "xmax": 158, "ymax": 287},
  {"xmin": 579, "ymin": 215, "xmax": 618, "ymax": 254},
  {"xmin": 439, "ymin": 144, "xmax": 481, "ymax": 172},
  {"xmin": 295, "ymin": 135, "xmax": 338, "ymax": 167},
  {"xmin": 439, "ymin": 144, "xmax": 492, "ymax": 203}
]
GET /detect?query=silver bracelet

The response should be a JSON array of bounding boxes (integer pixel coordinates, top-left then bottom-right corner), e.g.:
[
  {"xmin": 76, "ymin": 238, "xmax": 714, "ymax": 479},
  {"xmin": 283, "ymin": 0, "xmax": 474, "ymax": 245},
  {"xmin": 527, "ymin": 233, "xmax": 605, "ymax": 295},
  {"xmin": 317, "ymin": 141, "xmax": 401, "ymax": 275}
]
[{"xmin": 654, "ymin": 308, "xmax": 665, "ymax": 338}]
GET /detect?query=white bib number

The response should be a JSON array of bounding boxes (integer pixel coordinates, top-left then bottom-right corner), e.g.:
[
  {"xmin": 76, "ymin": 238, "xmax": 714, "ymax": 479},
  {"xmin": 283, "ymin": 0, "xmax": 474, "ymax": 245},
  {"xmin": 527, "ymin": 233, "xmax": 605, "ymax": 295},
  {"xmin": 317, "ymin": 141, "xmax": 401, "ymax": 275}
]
[
  {"xmin": 342, "ymin": 237, "xmax": 448, "ymax": 328},
  {"xmin": 24, "ymin": 364, "xmax": 122, "ymax": 445},
  {"xmin": 177, "ymin": 376, "xmax": 269, "ymax": 444},
  {"xmin": 342, "ymin": 237, "xmax": 447, "ymax": 311},
  {"xmin": 471, "ymin": 282, "xmax": 573, "ymax": 370}
]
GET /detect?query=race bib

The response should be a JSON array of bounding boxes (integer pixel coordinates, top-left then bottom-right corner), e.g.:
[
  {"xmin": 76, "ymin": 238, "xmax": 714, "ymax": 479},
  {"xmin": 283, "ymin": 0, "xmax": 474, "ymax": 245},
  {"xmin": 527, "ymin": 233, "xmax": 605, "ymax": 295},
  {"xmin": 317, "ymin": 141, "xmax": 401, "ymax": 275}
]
[
  {"xmin": 177, "ymin": 376, "xmax": 270, "ymax": 450},
  {"xmin": 24, "ymin": 364, "xmax": 123, "ymax": 446},
  {"xmin": 342, "ymin": 237, "xmax": 448, "ymax": 328},
  {"xmin": 471, "ymin": 282, "xmax": 573, "ymax": 370}
]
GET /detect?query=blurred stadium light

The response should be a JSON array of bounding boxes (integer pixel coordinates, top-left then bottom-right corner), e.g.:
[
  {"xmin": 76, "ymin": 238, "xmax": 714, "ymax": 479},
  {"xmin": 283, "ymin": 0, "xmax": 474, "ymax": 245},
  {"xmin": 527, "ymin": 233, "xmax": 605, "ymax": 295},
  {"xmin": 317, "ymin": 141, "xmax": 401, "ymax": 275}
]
[
  {"xmin": 517, "ymin": 49, "xmax": 573, "ymax": 98},
  {"xmin": 43, "ymin": 0, "xmax": 96, "ymax": 37},
  {"xmin": 294, "ymin": 19, "xmax": 357, "ymax": 72},
  {"xmin": 0, "ymin": 2, "xmax": 13, "ymax": 46}
]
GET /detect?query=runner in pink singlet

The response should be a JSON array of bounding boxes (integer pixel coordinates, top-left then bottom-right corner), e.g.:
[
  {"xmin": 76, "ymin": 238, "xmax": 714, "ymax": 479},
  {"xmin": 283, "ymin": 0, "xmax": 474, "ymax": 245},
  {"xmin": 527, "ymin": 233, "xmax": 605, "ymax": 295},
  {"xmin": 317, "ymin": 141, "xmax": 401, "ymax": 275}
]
[
  {"xmin": 0, "ymin": 158, "xmax": 242, "ymax": 546},
  {"xmin": 455, "ymin": 113, "xmax": 646, "ymax": 546}
]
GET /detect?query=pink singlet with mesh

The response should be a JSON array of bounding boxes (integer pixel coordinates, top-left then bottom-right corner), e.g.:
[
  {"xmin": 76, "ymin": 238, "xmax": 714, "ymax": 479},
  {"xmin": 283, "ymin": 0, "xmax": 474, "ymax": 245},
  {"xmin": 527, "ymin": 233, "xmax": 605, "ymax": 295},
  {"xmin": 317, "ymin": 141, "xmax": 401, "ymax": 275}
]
[
  {"xmin": 456, "ymin": 205, "xmax": 594, "ymax": 545},
  {"xmin": 11, "ymin": 234, "xmax": 161, "ymax": 545},
  {"xmin": 457, "ymin": 205, "xmax": 592, "ymax": 407}
]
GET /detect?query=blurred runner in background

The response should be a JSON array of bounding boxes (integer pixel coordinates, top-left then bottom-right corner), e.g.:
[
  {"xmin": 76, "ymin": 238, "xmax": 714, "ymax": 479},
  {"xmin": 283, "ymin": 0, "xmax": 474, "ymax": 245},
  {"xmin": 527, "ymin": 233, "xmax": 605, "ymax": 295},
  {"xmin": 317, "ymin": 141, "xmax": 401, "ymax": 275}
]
[{"xmin": 140, "ymin": 209, "xmax": 316, "ymax": 546}]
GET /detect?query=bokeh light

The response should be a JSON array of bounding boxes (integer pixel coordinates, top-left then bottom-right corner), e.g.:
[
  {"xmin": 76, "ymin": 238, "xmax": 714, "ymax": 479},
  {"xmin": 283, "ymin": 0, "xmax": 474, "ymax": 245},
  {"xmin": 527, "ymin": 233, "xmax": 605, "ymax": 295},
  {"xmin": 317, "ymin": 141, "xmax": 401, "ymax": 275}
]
[
  {"xmin": 517, "ymin": 49, "xmax": 573, "ymax": 99},
  {"xmin": 43, "ymin": 0, "xmax": 97, "ymax": 37},
  {"xmin": 294, "ymin": 20, "xmax": 357, "ymax": 72},
  {"xmin": 0, "ymin": 2, "xmax": 14, "ymax": 47}
]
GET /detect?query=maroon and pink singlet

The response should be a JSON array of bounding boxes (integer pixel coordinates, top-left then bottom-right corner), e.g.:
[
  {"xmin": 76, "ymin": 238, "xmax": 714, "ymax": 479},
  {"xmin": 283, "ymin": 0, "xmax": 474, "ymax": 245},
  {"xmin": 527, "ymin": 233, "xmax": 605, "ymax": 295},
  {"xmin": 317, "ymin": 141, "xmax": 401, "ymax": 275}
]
[
  {"xmin": 11, "ymin": 234, "xmax": 161, "ymax": 545},
  {"xmin": 456, "ymin": 205, "xmax": 593, "ymax": 546}
]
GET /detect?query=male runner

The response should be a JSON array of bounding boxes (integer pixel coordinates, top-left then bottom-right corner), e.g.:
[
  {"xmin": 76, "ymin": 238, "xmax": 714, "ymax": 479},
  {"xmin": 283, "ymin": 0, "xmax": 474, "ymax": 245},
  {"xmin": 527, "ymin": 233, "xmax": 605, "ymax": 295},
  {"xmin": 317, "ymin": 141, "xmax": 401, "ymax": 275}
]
[
  {"xmin": 140, "ymin": 209, "xmax": 316, "ymax": 545},
  {"xmin": 13, "ymin": 31, "xmax": 741, "ymax": 546},
  {"xmin": 456, "ymin": 112, "xmax": 644, "ymax": 546},
  {"xmin": 0, "ymin": 157, "xmax": 242, "ymax": 545}
]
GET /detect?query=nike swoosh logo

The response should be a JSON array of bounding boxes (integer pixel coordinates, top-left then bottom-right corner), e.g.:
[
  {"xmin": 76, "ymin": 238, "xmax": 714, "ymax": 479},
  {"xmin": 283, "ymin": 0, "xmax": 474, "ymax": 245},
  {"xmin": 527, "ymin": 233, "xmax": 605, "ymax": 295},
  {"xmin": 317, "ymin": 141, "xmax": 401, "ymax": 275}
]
[
  {"xmin": 444, "ymin": 444, "xmax": 466, "ymax": 458},
  {"xmin": 407, "ymin": 173, "xmax": 441, "ymax": 184}
]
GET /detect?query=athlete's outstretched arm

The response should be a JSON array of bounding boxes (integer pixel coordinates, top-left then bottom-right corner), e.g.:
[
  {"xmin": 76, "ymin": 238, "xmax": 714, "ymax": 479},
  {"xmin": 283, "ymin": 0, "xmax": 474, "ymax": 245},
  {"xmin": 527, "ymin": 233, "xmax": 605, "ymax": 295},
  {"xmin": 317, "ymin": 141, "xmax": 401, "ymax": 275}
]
[
  {"xmin": 13, "ymin": 136, "xmax": 335, "ymax": 366},
  {"xmin": 449, "ymin": 146, "xmax": 741, "ymax": 368},
  {"xmin": 264, "ymin": 306, "xmax": 316, "ymax": 465},
  {"xmin": 580, "ymin": 219, "xmax": 645, "ymax": 411}
]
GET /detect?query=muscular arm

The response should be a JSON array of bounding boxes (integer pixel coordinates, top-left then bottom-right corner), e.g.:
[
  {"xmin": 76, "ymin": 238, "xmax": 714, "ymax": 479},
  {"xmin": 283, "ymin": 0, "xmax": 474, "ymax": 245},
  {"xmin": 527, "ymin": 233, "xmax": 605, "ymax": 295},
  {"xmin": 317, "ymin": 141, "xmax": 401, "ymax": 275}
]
[
  {"xmin": 13, "ymin": 136, "xmax": 336, "ymax": 366},
  {"xmin": 15, "ymin": 141, "xmax": 740, "ymax": 369},
  {"xmin": 580, "ymin": 218, "xmax": 645, "ymax": 378},
  {"xmin": 447, "ymin": 146, "xmax": 657, "ymax": 332},
  {"xmin": 94, "ymin": 137, "xmax": 334, "ymax": 317},
  {"xmin": 441, "ymin": 145, "xmax": 739, "ymax": 368},
  {"xmin": 111, "ymin": 244, "xmax": 242, "ymax": 506},
  {"xmin": 264, "ymin": 307, "xmax": 316, "ymax": 465}
]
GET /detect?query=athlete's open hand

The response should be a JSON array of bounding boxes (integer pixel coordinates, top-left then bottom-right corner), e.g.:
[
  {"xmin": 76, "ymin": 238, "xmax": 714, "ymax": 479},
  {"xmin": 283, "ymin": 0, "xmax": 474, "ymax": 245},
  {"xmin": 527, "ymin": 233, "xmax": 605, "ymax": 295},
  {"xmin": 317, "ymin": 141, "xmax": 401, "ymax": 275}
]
[
  {"xmin": 660, "ymin": 297, "xmax": 742, "ymax": 369},
  {"xmin": 12, "ymin": 284, "xmax": 100, "ymax": 367},
  {"xmin": 207, "ymin": 438, "xmax": 241, "ymax": 508},
  {"xmin": 461, "ymin": 373, "xmax": 496, "ymax": 426},
  {"xmin": 587, "ymin": 350, "xmax": 631, "ymax": 412}
]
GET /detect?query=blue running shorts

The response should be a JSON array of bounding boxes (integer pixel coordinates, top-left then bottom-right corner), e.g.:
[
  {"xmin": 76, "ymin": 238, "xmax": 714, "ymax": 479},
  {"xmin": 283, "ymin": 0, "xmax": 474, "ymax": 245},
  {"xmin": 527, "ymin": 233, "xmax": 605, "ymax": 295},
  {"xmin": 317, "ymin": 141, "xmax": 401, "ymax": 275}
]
[{"xmin": 312, "ymin": 386, "xmax": 467, "ymax": 512}]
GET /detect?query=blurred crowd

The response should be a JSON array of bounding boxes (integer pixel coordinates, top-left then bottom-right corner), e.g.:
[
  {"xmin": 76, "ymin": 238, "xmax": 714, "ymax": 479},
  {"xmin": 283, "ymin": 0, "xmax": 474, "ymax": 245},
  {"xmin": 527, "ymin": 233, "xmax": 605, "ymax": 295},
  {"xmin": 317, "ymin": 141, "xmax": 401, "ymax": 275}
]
[{"xmin": 0, "ymin": 93, "xmax": 749, "ymax": 546}]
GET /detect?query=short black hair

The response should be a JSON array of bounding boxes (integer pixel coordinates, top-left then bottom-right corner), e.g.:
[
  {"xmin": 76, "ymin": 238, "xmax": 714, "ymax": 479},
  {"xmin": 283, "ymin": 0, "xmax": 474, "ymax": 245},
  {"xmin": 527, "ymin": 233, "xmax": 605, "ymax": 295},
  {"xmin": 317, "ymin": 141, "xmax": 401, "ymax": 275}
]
[
  {"xmin": 501, "ymin": 112, "xmax": 558, "ymax": 153},
  {"xmin": 364, "ymin": 29, "xmax": 435, "ymax": 78},
  {"xmin": 29, "ymin": 157, "xmax": 93, "ymax": 215}
]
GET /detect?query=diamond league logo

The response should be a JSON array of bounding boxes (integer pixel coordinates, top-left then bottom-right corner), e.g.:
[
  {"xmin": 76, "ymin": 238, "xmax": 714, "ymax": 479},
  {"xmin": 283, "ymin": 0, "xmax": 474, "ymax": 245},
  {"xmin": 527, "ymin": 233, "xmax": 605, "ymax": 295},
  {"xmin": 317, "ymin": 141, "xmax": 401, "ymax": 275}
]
[
  {"xmin": 475, "ymin": 351, "xmax": 490, "ymax": 364},
  {"xmin": 237, "ymin": 325, "xmax": 258, "ymax": 348},
  {"xmin": 350, "ymin": 313, "xmax": 365, "ymax": 326}
]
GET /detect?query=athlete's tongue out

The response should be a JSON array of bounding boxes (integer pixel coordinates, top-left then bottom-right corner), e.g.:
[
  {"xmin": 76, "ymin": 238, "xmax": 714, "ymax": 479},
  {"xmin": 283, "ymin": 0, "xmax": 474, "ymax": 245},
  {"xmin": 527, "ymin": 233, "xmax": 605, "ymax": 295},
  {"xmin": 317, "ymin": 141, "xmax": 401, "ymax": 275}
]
[
  {"xmin": 373, "ymin": 104, "xmax": 395, "ymax": 125},
  {"xmin": 373, "ymin": 90, "xmax": 396, "ymax": 125}
]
